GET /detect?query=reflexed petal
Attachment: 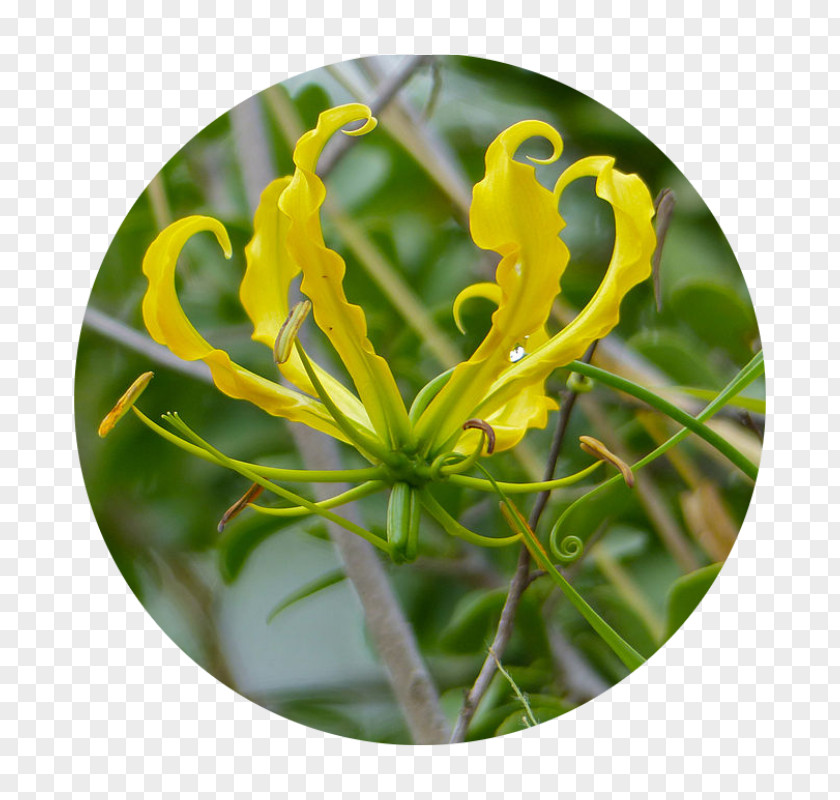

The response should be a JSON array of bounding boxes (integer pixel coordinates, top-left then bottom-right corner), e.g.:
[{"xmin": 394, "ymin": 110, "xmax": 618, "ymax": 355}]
[
  {"xmin": 448, "ymin": 282, "xmax": 557, "ymax": 454},
  {"xmin": 478, "ymin": 156, "xmax": 656, "ymax": 417},
  {"xmin": 455, "ymin": 387, "xmax": 558, "ymax": 455},
  {"xmin": 241, "ymin": 177, "xmax": 295, "ymax": 349},
  {"xmin": 241, "ymin": 177, "xmax": 372, "ymax": 431},
  {"xmin": 278, "ymin": 103, "xmax": 411, "ymax": 447},
  {"xmin": 415, "ymin": 120, "xmax": 568, "ymax": 454},
  {"xmin": 141, "ymin": 215, "xmax": 351, "ymax": 441}
]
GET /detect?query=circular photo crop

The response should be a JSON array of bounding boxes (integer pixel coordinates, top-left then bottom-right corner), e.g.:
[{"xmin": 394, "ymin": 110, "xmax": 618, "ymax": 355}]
[{"xmin": 75, "ymin": 56, "xmax": 764, "ymax": 744}]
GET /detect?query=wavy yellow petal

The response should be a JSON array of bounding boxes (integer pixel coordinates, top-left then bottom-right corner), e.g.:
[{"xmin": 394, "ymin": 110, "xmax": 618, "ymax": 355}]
[
  {"xmin": 241, "ymin": 177, "xmax": 373, "ymax": 432},
  {"xmin": 479, "ymin": 156, "xmax": 656, "ymax": 417},
  {"xmin": 141, "ymin": 215, "xmax": 349, "ymax": 441},
  {"xmin": 416, "ymin": 120, "xmax": 568, "ymax": 454},
  {"xmin": 278, "ymin": 103, "xmax": 410, "ymax": 447},
  {"xmin": 447, "ymin": 282, "xmax": 557, "ymax": 454}
]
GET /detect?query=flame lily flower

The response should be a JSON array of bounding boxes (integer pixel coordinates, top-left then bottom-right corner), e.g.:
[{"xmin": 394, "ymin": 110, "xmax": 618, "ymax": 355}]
[{"xmin": 128, "ymin": 103, "xmax": 656, "ymax": 562}]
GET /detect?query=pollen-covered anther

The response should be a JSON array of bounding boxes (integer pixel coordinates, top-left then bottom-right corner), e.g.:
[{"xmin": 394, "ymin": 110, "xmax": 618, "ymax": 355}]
[
  {"xmin": 579, "ymin": 435, "xmax": 635, "ymax": 488},
  {"xmin": 97, "ymin": 371, "xmax": 154, "ymax": 438},
  {"xmin": 217, "ymin": 482, "xmax": 265, "ymax": 533},
  {"xmin": 273, "ymin": 300, "xmax": 312, "ymax": 365},
  {"xmin": 462, "ymin": 418, "xmax": 496, "ymax": 455}
]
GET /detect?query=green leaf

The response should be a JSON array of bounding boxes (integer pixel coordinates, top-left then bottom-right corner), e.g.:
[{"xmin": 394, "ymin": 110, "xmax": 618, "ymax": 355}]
[
  {"xmin": 671, "ymin": 279, "xmax": 758, "ymax": 362},
  {"xmin": 266, "ymin": 569, "xmax": 346, "ymax": 623},
  {"xmin": 439, "ymin": 588, "xmax": 508, "ymax": 653},
  {"xmin": 494, "ymin": 695, "xmax": 574, "ymax": 736},
  {"xmin": 218, "ymin": 514, "xmax": 298, "ymax": 583},
  {"xmin": 664, "ymin": 562, "xmax": 723, "ymax": 639},
  {"xmin": 628, "ymin": 329, "xmax": 725, "ymax": 388}
]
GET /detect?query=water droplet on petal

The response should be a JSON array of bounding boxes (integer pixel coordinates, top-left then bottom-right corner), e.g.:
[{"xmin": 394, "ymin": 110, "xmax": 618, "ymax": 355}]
[{"xmin": 509, "ymin": 345, "xmax": 526, "ymax": 363}]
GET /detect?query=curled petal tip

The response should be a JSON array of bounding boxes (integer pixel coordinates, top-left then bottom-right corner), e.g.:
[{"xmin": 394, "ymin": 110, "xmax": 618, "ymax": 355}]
[
  {"xmin": 98, "ymin": 371, "xmax": 154, "ymax": 438},
  {"xmin": 495, "ymin": 119, "xmax": 564, "ymax": 166},
  {"xmin": 342, "ymin": 114, "xmax": 377, "ymax": 137},
  {"xmin": 452, "ymin": 282, "xmax": 501, "ymax": 337}
]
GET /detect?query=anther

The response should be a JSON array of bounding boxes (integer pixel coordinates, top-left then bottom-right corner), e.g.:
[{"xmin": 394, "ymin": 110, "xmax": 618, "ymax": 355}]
[
  {"xmin": 98, "ymin": 371, "xmax": 154, "ymax": 438},
  {"xmin": 579, "ymin": 435, "xmax": 635, "ymax": 488},
  {"xmin": 462, "ymin": 418, "xmax": 496, "ymax": 455},
  {"xmin": 217, "ymin": 482, "xmax": 264, "ymax": 533},
  {"xmin": 274, "ymin": 300, "xmax": 312, "ymax": 365}
]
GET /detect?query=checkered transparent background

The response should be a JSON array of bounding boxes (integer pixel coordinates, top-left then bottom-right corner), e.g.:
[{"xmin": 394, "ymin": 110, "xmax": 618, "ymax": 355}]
[{"xmin": 3, "ymin": 2, "xmax": 836, "ymax": 797}]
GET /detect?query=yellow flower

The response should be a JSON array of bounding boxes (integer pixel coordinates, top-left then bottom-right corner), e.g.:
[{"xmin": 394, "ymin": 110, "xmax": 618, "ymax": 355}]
[{"xmin": 140, "ymin": 103, "xmax": 655, "ymax": 477}]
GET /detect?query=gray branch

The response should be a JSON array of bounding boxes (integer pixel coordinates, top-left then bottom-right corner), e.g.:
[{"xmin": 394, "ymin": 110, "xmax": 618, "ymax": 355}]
[
  {"xmin": 290, "ymin": 426, "xmax": 449, "ymax": 744},
  {"xmin": 230, "ymin": 72, "xmax": 450, "ymax": 743}
]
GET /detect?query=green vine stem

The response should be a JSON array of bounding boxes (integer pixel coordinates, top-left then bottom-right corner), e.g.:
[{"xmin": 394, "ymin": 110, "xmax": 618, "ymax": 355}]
[
  {"xmin": 160, "ymin": 412, "xmax": 394, "ymax": 556},
  {"xmin": 249, "ymin": 480, "xmax": 386, "ymax": 518},
  {"xmin": 131, "ymin": 407, "xmax": 387, "ymax": 484},
  {"xmin": 566, "ymin": 358, "xmax": 761, "ymax": 480},
  {"xmin": 550, "ymin": 351, "xmax": 765, "ymax": 560},
  {"xmin": 475, "ymin": 464, "xmax": 645, "ymax": 671}
]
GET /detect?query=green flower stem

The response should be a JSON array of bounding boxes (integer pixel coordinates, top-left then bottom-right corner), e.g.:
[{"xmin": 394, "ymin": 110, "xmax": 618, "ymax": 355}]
[
  {"xmin": 249, "ymin": 480, "xmax": 386, "ymax": 518},
  {"xmin": 670, "ymin": 386, "xmax": 765, "ymax": 415},
  {"xmin": 567, "ymin": 358, "xmax": 761, "ymax": 480},
  {"xmin": 476, "ymin": 464, "xmax": 645, "ymax": 671},
  {"xmin": 132, "ymin": 407, "xmax": 387, "ymax": 483},
  {"xmin": 446, "ymin": 461, "xmax": 601, "ymax": 493},
  {"xmin": 436, "ymin": 430, "xmax": 493, "ymax": 478},
  {"xmin": 161, "ymin": 412, "xmax": 394, "ymax": 556},
  {"xmin": 550, "ymin": 352, "xmax": 765, "ymax": 559},
  {"xmin": 294, "ymin": 342, "xmax": 395, "ymax": 463},
  {"xmin": 418, "ymin": 488, "xmax": 522, "ymax": 548},
  {"xmin": 408, "ymin": 367, "xmax": 455, "ymax": 424}
]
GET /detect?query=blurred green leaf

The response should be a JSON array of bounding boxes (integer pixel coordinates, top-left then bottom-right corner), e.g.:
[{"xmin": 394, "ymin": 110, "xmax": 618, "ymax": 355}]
[
  {"xmin": 495, "ymin": 695, "xmax": 574, "ymax": 736},
  {"xmin": 266, "ymin": 569, "xmax": 347, "ymax": 622},
  {"xmin": 218, "ymin": 513, "xmax": 299, "ymax": 583},
  {"xmin": 439, "ymin": 588, "xmax": 508, "ymax": 653},
  {"xmin": 628, "ymin": 329, "xmax": 725, "ymax": 388},
  {"xmin": 671, "ymin": 279, "xmax": 758, "ymax": 363},
  {"xmin": 664, "ymin": 562, "xmax": 723, "ymax": 640}
]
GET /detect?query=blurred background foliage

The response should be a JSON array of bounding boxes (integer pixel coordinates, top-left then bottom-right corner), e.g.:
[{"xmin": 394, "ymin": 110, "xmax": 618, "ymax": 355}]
[{"xmin": 75, "ymin": 56, "xmax": 763, "ymax": 743}]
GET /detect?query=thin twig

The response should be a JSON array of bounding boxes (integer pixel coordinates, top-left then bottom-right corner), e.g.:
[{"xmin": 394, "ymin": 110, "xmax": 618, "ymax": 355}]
[
  {"xmin": 336, "ymin": 56, "xmax": 474, "ymax": 221},
  {"xmin": 290, "ymin": 427, "xmax": 450, "ymax": 743},
  {"xmin": 83, "ymin": 307, "xmax": 212, "ymax": 383},
  {"xmin": 449, "ymin": 343, "xmax": 598, "ymax": 742}
]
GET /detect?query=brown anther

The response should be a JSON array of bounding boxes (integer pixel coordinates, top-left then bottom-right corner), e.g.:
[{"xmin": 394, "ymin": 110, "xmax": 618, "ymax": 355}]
[
  {"xmin": 579, "ymin": 435, "xmax": 635, "ymax": 488},
  {"xmin": 217, "ymin": 482, "xmax": 264, "ymax": 533},
  {"xmin": 462, "ymin": 418, "xmax": 496, "ymax": 454},
  {"xmin": 273, "ymin": 300, "xmax": 312, "ymax": 365},
  {"xmin": 98, "ymin": 371, "xmax": 154, "ymax": 438}
]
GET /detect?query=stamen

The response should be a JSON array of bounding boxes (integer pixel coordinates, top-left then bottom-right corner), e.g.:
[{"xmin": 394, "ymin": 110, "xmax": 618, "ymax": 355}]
[
  {"xmin": 217, "ymin": 482, "xmax": 264, "ymax": 532},
  {"xmin": 462, "ymin": 418, "xmax": 496, "ymax": 455},
  {"xmin": 98, "ymin": 371, "xmax": 154, "ymax": 437},
  {"xmin": 579, "ymin": 435, "xmax": 635, "ymax": 487},
  {"xmin": 274, "ymin": 300, "xmax": 312, "ymax": 364}
]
